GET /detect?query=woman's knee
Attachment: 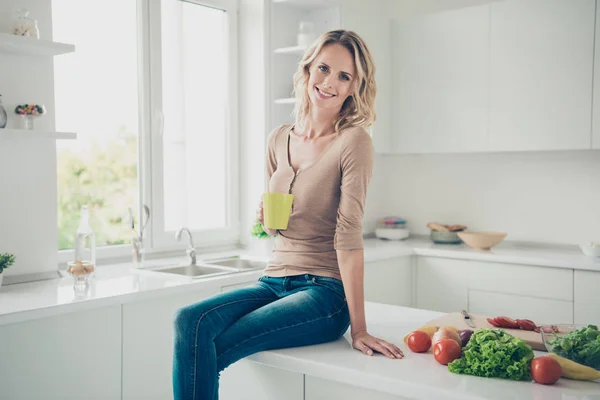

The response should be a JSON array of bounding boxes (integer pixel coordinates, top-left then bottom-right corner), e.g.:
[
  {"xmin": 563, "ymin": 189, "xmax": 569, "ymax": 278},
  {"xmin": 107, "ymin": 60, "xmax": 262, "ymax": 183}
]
[{"xmin": 173, "ymin": 302, "xmax": 212, "ymax": 340}]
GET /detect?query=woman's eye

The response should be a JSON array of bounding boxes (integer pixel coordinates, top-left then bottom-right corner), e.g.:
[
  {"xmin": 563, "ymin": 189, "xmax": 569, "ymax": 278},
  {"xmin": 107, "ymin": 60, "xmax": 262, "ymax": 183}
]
[
  {"xmin": 340, "ymin": 74, "xmax": 350, "ymax": 81},
  {"xmin": 318, "ymin": 65, "xmax": 328, "ymax": 73}
]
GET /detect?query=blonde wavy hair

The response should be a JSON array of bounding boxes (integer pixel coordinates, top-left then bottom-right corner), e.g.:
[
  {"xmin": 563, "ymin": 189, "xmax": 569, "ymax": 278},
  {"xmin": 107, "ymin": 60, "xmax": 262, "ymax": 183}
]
[{"xmin": 292, "ymin": 30, "xmax": 376, "ymax": 133}]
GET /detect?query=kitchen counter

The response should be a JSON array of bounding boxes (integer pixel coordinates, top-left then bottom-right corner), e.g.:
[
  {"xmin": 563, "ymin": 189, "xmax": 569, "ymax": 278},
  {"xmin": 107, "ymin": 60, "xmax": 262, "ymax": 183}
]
[
  {"xmin": 0, "ymin": 237, "xmax": 598, "ymax": 326},
  {"xmin": 367, "ymin": 236, "xmax": 600, "ymax": 272},
  {"xmin": 245, "ymin": 302, "xmax": 600, "ymax": 400}
]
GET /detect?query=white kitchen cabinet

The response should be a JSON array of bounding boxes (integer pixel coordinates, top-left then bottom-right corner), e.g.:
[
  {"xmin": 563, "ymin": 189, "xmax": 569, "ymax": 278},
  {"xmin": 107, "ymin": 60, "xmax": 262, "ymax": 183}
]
[
  {"xmin": 416, "ymin": 257, "xmax": 469, "ymax": 313},
  {"xmin": 364, "ymin": 257, "xmax": 413, "ymax": 307},
  {"xmin": 468, "ymin": 260, "xmax": 573, "ymax": 323},
  {"xmin": 220, "ymin": 359, "xmax": 303, "ymax": 400},
  {"xmin": 468, "ymin": 260, "xmax": 573, "ymax": 302},
  {"xmin": 305, "ymin": 375, "xmax": 408, "ymax": 400},
  {"xmin": 489, "ymin": 0, "xmax": 595, "ymax": 151},
  {"xmin": 593, "ymin": 0, "xmax": 600, "ymax": 149},
  {"xmin": 122, "ymin": 288, "xmax": 219, "ymax": 400},
  {"xmin": 468, "ymin": 290, "xmax": 573, "ymax": 325},
  {"xmin": 340, "ymin": 0, "xmax": 394, "ymax": 154},
  {"xmin": 574, "ymin": 270, "xmax": 600, "ymax": 325},
  {"xmin": 0, "ymin": 305, "xmax": 121, "ymax": 400},
  {"xmin": 393, "ymin": 4, "xmax": 489, "ymax": 154}
]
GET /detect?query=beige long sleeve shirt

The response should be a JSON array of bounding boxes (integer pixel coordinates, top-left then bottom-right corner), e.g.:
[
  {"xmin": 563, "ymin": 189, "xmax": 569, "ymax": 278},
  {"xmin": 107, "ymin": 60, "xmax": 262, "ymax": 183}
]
[{"xmin": 263, "ymin": 124, "xmax": 374, "ymax": 281}]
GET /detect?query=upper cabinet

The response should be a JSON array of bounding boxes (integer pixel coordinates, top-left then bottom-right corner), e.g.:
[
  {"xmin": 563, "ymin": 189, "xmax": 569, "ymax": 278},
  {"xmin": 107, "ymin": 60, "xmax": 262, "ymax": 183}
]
[
  {"xmin": 594, "ymin": 1, "xmax": 600, "ymax": 149},
  {"xmin": 489, "ymin": 0, "xmax": 595, "ymax": 152},
  {"xmin": 341, "ymin": 0, "xmax": 394, "ymax": 154},
  {"xmin": 393, "ymin": 5, "xmax": 490, "ymax": 154},
  {"xmin": 391, "ymin": 0, "xmax": 598, "ymax": 154}
]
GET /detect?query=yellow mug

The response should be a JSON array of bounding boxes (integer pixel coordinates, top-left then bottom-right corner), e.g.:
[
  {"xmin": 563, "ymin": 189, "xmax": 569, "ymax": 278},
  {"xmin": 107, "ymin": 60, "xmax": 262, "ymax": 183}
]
[{"xmin": 263, "ymin": 192, "xmax": 294, "ymax": 230}]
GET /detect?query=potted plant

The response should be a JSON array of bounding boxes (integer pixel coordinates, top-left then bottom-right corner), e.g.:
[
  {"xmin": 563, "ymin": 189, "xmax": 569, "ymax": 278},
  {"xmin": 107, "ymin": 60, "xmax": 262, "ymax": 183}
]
[{"xmin": 0, "ymin": 253, "xmax": 15, "ymax": 287}]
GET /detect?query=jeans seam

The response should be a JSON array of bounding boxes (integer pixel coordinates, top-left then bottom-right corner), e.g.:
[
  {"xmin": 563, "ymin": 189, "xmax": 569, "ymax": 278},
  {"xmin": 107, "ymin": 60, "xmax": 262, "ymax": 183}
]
[
  {"xmin": 215, "ymin": 302, "xmax": 348, "ymax": 364},
  {"xmin": 191, "ymin": 297, "xmax": 274, "ymax": 400}
]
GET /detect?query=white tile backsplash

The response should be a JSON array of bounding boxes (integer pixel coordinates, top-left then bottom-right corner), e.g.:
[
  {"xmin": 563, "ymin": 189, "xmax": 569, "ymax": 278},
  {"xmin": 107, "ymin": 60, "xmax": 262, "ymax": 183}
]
[{"xmin": 365, "ymin": 150, "xmax": 600, "ymax": 245}]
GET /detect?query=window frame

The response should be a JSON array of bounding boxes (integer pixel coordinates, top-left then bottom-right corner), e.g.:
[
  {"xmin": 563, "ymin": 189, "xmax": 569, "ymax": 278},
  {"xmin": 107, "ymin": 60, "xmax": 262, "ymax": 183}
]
[{"xmin": 58, "ymin": 0, "xmax": 240, "ymax": 264}]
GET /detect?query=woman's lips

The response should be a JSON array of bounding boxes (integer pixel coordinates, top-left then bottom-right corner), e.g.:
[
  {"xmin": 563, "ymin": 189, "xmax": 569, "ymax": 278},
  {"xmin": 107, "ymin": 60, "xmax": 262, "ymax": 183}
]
[{"xmin": 315, "ymin": 86, "xmax": 335, "ymax": 99}]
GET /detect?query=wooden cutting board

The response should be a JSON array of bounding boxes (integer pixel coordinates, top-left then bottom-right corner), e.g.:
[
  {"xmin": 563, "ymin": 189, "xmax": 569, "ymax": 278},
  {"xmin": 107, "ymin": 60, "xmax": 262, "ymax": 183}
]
[{"xmin": 424, "ymin": 312, "xmax": 547, "ymax": 351}]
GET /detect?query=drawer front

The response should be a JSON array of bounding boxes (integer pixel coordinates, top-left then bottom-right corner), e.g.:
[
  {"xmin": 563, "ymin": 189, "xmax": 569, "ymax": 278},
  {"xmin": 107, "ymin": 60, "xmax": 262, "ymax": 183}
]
[
  {"xmin": 469, "ymin": 289, "xmax": 573, "ymax": 325},
  {"xmin": 417, "ymin": 257, "xmax": 469, "ymax": 313},
  {"xmin": 574, "ymin": 270, "xmax": 600, "ymax": 305},
  {"xmin": 469, "ymin": 261, "xmax": 573, "ymax": 301}
]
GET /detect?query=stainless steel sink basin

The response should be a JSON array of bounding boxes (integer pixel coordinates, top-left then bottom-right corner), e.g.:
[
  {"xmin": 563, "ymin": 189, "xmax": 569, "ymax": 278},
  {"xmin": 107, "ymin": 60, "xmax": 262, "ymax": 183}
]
[
  {"xmin": 202, "ymin": 256, "xmax": 266, "ymax": 271},
  {"xmin": 152, "ymin": 264, "xmax": 238, "ymax": 278}
]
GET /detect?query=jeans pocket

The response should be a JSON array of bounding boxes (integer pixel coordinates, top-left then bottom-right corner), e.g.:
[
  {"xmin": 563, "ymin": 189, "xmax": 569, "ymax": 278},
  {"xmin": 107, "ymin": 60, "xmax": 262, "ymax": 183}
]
[{"xmin": 310, "ymin": 275, "xmax": 346, "ymax": 300}]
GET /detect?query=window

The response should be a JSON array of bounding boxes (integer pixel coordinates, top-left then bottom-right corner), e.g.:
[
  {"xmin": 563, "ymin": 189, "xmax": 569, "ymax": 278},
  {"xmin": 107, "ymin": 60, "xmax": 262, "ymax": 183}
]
[
  {"xmin": 53, "ymin": 0, "xmax": 140, "ymax": 252},
  {"xmin": 53, "ymin": 0, "xmax": 239, "ymax": 260}
]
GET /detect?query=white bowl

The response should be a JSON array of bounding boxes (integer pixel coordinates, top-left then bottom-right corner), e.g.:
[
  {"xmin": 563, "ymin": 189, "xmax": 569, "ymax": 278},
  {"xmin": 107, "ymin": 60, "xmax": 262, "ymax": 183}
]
[
  {"xmin": 580, "ymin": 243, "xmax": 600, "ymax": 257},
  {"xmin": 375, "ymin": 228, "xmax": 410, "ymax": 241}
]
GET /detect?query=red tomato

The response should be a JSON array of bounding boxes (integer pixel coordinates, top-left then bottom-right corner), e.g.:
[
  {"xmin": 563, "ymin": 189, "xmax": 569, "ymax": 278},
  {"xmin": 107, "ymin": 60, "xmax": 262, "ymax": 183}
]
[
  {"xmin": 487, "ymin": 317, "xmax": 501, "ymax": 327},
  {"xmin": 499, "ymin": 316, "xmax": 519, "ymax": 329},
  {"xmin": 433, "ymin": 339, "xmax": 462, "ymax": 365},
  {"xmin": 407, "ymin": 331, "xmax": 432, "ymax": 353},
  {"xmin": 531, "ymin": 356, "xmax": 562, "ymax": 385}
]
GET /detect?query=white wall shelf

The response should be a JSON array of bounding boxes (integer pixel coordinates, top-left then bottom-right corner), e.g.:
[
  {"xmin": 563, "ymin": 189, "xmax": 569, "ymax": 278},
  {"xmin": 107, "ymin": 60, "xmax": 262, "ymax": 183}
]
[
  {"xmin": 0, "ymin": 32, "xmax": 75, "ymax": 57},
  {"xmin": 274, "ymin": 45, "xmax": 306, "ymax": 55},
  {"xmin": 0, "ymin": 129, "xmax": 77, "ymax": 140},
  {"xmin": 274, "ymin": 98, "xmax": 295, "ymax": 104},
  {"xmin": 272, "ymin": 0, "xmax": 338, "ymax": 9}
]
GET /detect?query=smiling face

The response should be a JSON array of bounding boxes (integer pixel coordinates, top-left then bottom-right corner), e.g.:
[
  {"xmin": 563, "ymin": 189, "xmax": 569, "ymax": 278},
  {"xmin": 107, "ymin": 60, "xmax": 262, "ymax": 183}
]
[{"xmin": 307, "ymin": 43, "xmax": 357, "ymax": 112}]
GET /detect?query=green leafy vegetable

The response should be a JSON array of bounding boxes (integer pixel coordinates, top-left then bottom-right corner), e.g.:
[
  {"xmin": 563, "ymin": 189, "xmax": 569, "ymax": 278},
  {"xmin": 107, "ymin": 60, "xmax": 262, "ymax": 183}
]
[
  {"xmin": 250, "ymin": 219, "xmax": 271, "ymax": 239},
  {"xmin": 549, "ymin": 325, "xmax": 600, "ymax": 369},
  {"xmin": 448, "ymin": 329, "xmax": 534, "ymax": 381}
]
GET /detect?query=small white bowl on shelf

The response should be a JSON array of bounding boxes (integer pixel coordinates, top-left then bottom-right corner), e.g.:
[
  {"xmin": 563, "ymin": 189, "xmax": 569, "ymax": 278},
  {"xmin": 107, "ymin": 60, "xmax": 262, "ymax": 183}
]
[
  {"xmin": 375, "ymin": 228, "xmax": 410, "ymax": 241},
  {"xmin": 580, "ymin": 242, "xmax": 600, "ymax": 257}
]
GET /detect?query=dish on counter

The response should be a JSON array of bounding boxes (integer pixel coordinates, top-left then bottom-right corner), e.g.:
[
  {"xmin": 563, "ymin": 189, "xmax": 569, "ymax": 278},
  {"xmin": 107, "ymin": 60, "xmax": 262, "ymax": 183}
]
[
  {"xmin": 457, "ymin": 231, "xmax": 506, "ymax": 250},
  {"xmin": 579, "ymin": 242, "xmax": 600, "ymax": 257}
]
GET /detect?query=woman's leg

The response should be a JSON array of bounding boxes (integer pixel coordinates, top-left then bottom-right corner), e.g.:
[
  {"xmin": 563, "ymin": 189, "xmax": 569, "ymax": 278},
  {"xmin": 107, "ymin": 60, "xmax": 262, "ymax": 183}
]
[
  {"xmin": 213, "ymin": 275, "xmax": 350, "ymax": 396},
  {"xmin": 172, "ymin": 279, "xmax": 279, "ymax": 400}
]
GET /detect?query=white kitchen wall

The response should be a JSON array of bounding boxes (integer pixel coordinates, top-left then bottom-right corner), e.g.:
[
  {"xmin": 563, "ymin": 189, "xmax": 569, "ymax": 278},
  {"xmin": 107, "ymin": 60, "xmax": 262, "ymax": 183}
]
[
  {"xmin": 370, "ymin": 151, "xmax": 600, "ymax": 245},
  {"xmin": 0, "ymin": 0, "xmax": 59, "ymax": 278}
]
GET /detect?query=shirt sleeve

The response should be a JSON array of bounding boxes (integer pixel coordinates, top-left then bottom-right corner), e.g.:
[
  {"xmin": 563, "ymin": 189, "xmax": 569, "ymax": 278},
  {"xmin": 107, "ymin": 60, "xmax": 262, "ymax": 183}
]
[{"xmin": 334, "ymin": 128, "xmax": 374, "ymax": 250}]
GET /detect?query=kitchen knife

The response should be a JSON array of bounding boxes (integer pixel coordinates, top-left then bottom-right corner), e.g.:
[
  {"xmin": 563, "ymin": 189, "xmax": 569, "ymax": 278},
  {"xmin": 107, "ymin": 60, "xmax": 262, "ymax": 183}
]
[{"xmin": 461, "ymin": 309, "xmax": 476, "ymax": 328}]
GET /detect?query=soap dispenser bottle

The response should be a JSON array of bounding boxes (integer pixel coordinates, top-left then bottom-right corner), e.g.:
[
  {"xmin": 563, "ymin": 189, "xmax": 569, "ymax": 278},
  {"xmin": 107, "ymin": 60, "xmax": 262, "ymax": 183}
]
[{"xmin": 67, "ymin": 205, "xmax": 96, "ymax": 288}]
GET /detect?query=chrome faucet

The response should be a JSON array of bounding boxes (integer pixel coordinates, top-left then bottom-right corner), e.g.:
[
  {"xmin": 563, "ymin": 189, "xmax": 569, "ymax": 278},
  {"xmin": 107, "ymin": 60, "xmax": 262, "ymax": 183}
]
[{"xmin": 176, "ymin": 227, "xmax": 196, "ymax": 266}]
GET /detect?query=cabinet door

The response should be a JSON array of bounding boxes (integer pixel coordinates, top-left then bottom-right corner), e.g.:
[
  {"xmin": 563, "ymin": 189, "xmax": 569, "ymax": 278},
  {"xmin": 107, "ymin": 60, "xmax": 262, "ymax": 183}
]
[
  {"xmin": 341, "ymin": 0, "xmax": 393, "ymax": 154},
  {"xmin": 393, "ymin": 4, "xmax": 489, "ymax": 153},
  {"xmin": 122, "ymin": 288, "xmax": 218, "ymax": 400},
  {"xmin": 593, "ymin": 1, "xmax": 600, "ymax": 149},
  {"xmin": 468, "ymin": 260, "xmax": 573, "ymax": 302},
  {"xmin": 416, "ymin": 257, "xmax": 469, "ymax": 313},
  {"xmin": 220, "ymin": 359, "xmax": 303, "ymax": 400},
  {"xmin": 489, "ymin": 0, "xmax": 595, "ymax": 151},
  {"xmin": 0, "ymin": 305, "xmax": 121, "ymax": 400},
  {"xmin": 364, "ymin": 257, "xmax": 413, "ymax": 307},
  {"xmin": 468, "ymin": 289, "xmax": 573, "ymax": 325},
  {"xmin": 574, "ymin": 270, "xmax": 600, "ymax": 325},
  {"xmin": 306, "ymin": 375, "xmax": 409, "ymax": 400}
]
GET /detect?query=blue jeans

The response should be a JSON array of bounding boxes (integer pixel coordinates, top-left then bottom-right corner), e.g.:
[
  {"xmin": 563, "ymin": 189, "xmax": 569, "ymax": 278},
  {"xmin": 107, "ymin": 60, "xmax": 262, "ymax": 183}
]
[{"xmin": 172, "ymin": 274, "xmax": 350, "ymax": 400}]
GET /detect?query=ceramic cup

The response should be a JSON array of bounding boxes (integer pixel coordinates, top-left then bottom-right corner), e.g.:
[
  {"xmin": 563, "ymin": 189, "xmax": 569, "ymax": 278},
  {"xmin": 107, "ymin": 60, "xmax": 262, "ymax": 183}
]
[{"xmin": 263, "ymin": 192, "xmax": 294, "ymax": 230}]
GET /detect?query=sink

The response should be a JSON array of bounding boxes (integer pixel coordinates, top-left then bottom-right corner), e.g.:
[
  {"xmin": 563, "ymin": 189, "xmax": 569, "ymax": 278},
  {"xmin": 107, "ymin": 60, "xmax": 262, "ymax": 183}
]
[
  {"xmin": 202, "ymin": 256, "xmax": 266, "ymax": 271},
  {"xmin": 151, "ymin": 264, "xmax": 238, "ymax": 278}
]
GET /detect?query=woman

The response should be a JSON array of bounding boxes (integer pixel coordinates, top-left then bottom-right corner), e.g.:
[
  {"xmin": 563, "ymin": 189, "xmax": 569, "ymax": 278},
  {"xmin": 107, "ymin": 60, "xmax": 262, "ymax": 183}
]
[{"xmin": 173, "ymin": 29, "xmax": 403, "ymax": 400}]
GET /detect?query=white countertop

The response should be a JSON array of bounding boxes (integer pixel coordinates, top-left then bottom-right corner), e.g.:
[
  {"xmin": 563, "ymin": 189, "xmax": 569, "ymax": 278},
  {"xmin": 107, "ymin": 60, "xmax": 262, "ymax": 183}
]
[
  {"xmin": 0, "ymin": 237, "xmax": 598, "ymax": 326},
  {"xmin": 366, "ymin": 236, "xmax": 600, "ymax": 271},
  {"xmin": 247, "ymin": 302, "xmax": 600, "ymax": 400}
]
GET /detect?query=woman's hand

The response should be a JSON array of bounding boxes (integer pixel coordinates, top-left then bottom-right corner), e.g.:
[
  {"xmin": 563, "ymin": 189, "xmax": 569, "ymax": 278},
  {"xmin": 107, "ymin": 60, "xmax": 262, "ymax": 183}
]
[
  {"xmin": 352, "ymin": 330, "xmax": 404, "ymax": 359},
  {"xmin": 256, "ymin": 200, "xmax": 265, "ymax": 225}
]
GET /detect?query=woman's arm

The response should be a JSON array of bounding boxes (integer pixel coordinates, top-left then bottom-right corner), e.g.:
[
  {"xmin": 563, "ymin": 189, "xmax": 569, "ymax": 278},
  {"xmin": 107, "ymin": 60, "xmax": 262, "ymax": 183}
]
[{"xmin": 337, "ymin": 248, "xmax": 403, "ymax": 359}]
